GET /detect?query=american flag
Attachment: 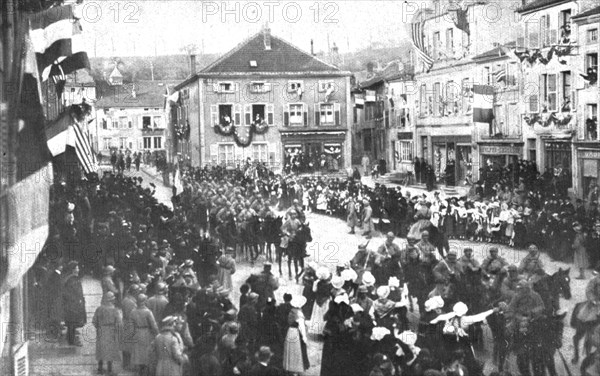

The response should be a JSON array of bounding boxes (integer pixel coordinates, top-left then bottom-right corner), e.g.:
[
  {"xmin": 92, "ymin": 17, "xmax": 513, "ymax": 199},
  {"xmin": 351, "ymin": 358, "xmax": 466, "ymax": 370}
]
[
  {"xmin": 70, "ymin": 120, "xmax": 98, "ymax": 175},
  {"xmin": 411, "ymin": 19, "xmax": 434, "ymax": 72},
  {"xmin": 494, "ymin": 65, "xmax": 506, "ymax": 83}
]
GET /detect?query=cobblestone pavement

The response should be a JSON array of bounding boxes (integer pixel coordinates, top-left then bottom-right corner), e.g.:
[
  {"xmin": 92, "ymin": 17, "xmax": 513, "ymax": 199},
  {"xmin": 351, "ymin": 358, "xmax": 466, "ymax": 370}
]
[{"xmin": 30, "ymin": 168, "xmax": 586, "ymax": 375}]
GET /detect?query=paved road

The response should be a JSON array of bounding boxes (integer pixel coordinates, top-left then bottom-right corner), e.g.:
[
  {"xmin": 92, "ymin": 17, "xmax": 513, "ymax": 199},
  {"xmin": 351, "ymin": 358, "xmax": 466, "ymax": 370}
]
[{"xmin": 29, "ymin": 168, "xmax": 587, "ymax": 375}]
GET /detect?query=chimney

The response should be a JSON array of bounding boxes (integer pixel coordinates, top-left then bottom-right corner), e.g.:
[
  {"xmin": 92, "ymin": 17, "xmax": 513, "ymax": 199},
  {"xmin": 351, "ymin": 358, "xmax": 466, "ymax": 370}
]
[
  {"xmin": 367, "ymin": 62, "xmax": 374, "ymax": 73},
  {"xmin": 190, "ymin": 54, "xmax": 197, "ymax": 76},
  {"xmin": 311, "ymin": 39, "xmax": 314, "ymax": 56},
  {"xmin": 131, "ymin": 84, "xmax": 136, "ymax": 99},
  {"xmin": 263, "ymin": 27, "xmax": 271, "ymax": 50}
]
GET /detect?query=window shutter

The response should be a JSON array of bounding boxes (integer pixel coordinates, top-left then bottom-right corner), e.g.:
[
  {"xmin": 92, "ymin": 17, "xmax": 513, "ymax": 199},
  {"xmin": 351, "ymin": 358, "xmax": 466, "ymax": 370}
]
[
  {"xmin": 235, "ymin": 83, "xmax": 240, "ymax": 92},
  {"xmin": 283, "ymin": 110, "xmax": 289, "ymax": 126},
  {"xmin": 212, "ymin": 83, "xmax": 219, "ymax": 92},
  {"xmin": 244, "ymin": 104, "xmax": 252, "ymax": 125},
  {"xmin": 529, "ymin": 94, "xmax": 539, "ymax": 113},
  {"xmin": 210, "ymin": 104, "xmax": 218, "ymax": 126},
  {"xmin": 303, "ymin": 111, "xmax": 308, "ymax": 126},
  {"xmin": 334, "ymin": 103, "xmax": 341, "ymax": 125},
  {"xmin": 234, "ymin": 104, "xmax": 242, "ymax": 125},
  {"xmin": 128, "ymin": 120, "xmax": 132, "ymax": 128},
  {"xmin": 102, "ymin": 119, "xmax": 107, "ymax": 129},
  {"xmin": 210, "ymin": 144, "xmax": 218, "ymax": 162},
  {"xmin": 267, "ymin": 104, "xmax": 274, "ymax": 125},
  {"xmin": 315, "ymin": 104, "xmax": 320, "ymax": 126}
]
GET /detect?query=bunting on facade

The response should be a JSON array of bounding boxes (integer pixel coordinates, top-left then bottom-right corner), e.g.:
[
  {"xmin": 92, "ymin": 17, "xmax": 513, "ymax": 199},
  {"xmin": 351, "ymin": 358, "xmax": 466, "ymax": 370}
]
[
  {"xmin": 472, "ymin": 85, "xmax": 495, "ymax": 134},
  {"xmin": 410, "ymin": 11, "xmax": 434, "ymax": 72}
]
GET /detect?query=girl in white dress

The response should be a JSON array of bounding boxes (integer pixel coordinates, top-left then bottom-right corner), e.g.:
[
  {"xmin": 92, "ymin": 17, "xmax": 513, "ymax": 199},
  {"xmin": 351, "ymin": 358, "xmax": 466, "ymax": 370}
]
[{"xmin": 283, "ymin": 295, "xmax": 309, "ymax": 375}]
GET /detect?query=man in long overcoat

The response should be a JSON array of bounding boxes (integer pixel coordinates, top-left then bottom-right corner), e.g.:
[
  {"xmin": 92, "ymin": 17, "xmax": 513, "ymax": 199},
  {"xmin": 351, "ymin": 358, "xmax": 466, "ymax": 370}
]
[
  {"xmin": 62, "ymin": 261, "xmax": 86, "ymax": 346},
  {"xmin": 130, "ymin": 294, "xmax": 159, "ymax": 375},
  {"xmin": 93, "ymin": 291, "xmax": 123, "ymax": 375},
  {"xmin": 151, "ymin": 316, "xmax": 188, "ymax": 376}
]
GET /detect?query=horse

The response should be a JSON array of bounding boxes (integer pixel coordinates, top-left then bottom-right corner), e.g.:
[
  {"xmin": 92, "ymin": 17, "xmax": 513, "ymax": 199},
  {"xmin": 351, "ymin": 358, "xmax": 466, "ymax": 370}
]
[
  {"xmin": 261, "ymin": 215, "xmax": 283, "ymax": 264},
  {"xmin": 491, "ymin": 312, "xmax": 567, "ymax": 375},
  {"xmin": 407, "ymin": 220, "xmax": 449, "ymax": 257},
  {"xmin": 215, "ymin": 216, "xmax": 240, "ymax": 253},
  {"xmin": 580, "ymin": 323, "xmax": 600, "ymax": 376},
  {"xmin": 571, "ymin": 301, "xmax": 600, "ymax": 364},
  {"xmin": 533, "ymin": 268, "xmax": 572, "ymax": 317},
  {"xmin": 286, "ymin": 222, "xmax": 312, "ymax": 280},
  {"xmin": 239, "ymin": 215, "xmax": 262, "ymax": 264}
]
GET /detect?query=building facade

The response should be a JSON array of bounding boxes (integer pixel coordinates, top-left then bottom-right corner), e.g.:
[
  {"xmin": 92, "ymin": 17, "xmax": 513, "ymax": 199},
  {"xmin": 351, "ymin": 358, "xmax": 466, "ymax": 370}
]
[
  {"xmin": 95, "ymin": 79, "xmax": 176, "ymax": 158},
  {"xmin": 173, "ymin": 28, "xmax": 353, "ymax": 172},
  {"xmin": 414, "ymin": 0, "xmax": 521, "ymax": 187}
]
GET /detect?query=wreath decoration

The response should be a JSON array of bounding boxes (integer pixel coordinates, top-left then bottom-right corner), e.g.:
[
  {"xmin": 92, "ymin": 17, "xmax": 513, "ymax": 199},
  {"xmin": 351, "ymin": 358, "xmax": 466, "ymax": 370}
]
[
  {"xmin": 524, "ymin": 112, "xmax": 572, "ymax": 128},
  {"xmin": 214, "ymin": 119, "xmax": 269, "ymax": 147}
]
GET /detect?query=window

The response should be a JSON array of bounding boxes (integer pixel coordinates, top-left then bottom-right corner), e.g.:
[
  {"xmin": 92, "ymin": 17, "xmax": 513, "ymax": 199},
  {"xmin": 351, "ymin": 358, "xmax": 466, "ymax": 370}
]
[
  {"xmin": 153, "ymin": 137, "xmax": 162, "ymax": 149},
  {"xmin": 398, "ymin": 141, "xmax": 413, "ymax": 162},
  {"xmin": 483, "ymin": 66, "xmax": 492, "ymax": 85},
  {"xmin": 289, "ymin": 104, "xmax": 305, "ymax": 126},
  {"xmin": 541, "ymin": 74, "xmax": 557, "ymax": 112},
  {"xmin": 252, "ymin": 143, "xmax": 268, "ymax": 163},
  {"xmin": 353, "ymin": 107, "xmax": 358, "ymax": 124},
  {"xmin": 111, "ymin": 119, "xmax": 118, "ymax": 129},
  {"xmin": 586, "ymin": 53, "xmax": 598, "ymax": 72},
  {"xmin": 217, "ymin": 104, "xmax": 233, "ymax": 126},
  {"xmin": 153, "ymin": 116, "xmax": 163, "ymax": 128},
  {"xmin": 219, "ymin": 82, "xmax": 233, "ymax": 92},
  {"xmin": 143, "ymin": 137, "xmax": 152, "ymax": 149},
  {"xmin": 559, "ymin": 9, "xmax": 572, "ymax": 43},
  {"xmin": 544, "ymin": 141, "xmax": 572, "ymax": 188},
  {"xmin": 506, "ymin": 62, "xmax": 518, "ymax": 86},
  {"xmin": 218, "ymin": 144, "xmax": 235, "ymax": 165},
  {"xmin": 102, "ymin": 138, "xmax": 111, "ymax": 150},
  {"xmin": 446, "ymin": 28, "xmax": 454, "ymax": 53},
  {"xmin": 588, "ymin": 28, "xmax": 598, "ymax": 44},
  {"xmin": 142, "ymin": 116, "xmax": 151, "ymax": 129},
  {"xmin": 586, "ymin": 103, "xmax": 598, "ymax": 140},
  {"xmin": 528, "ymin": 93, "xmax": 539, "ymax": 113},
  {"xmin": 319, "ymin": 103, "xmax": 334, "ymax": 124},
  {"xmin": 119, "ymin": 116, "xmax": 129, "ymax": 129},
  {"xmin": 526, "ymin": 19, "xmax": 539, "ymax": 48},
  {"xmin": 250, "ymin": 82, "xmax": 265, "ymax": 93},
  {"xmin": 118, "ymin": 137, "xmax": 126, "ymax": 149},
  {"xmin": 251, "ymin": 104, "xmax": 266, "ymax": 124},
  {"xmin": 540, "ymin": 14, "xmax": 553, "ymax": 47},
  {"xmin": 288, "ymin": 81, "xmax": 303, "ymax": 92},
  {"xmin": 507, "ymin": 103, "xmax": 520, "ymax": 136},
  {"xmin": 528, "ymin": 139, "xmax": 536, "ymax": 161},
  {"xmin": 433, "ymin": 31, "xmax": 441, "ymax": 59},
  {"xmin": 560, "ymin": 71, "xmax": 571, "ymax": 110}
]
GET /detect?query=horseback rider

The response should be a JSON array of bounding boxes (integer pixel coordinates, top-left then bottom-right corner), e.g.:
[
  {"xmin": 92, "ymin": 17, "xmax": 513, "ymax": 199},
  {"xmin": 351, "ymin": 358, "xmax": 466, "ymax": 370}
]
[
  {"xmin": 350, "ymin": 241, "xmax": 377, "ymax": 285},
  {"xmin": 500, "ymin": 265, "xmax": 521, "ymax": 302},
  {"xmin": 431, "ymin": 249, "xmax": 463, "ymax": 297},
  {"xmin": 281, "ymin": 210, "xmax": 301, "ymax": 248},
  {"xmin": 577, "ymin": 264, "xmax": 600, "ymax": 323},
  {"xmin": 415, "ymin": 231, "xmax": 439, "ymax": 262},
  {"xmin": 504, "ymin": 278, "xmax": 546, "ymax": 336},
  {"xmin": 518, "ymin": 244, "xmax": 544, "ymax": 279},
  {"xmin": 287, "ymin": 199, "xmax": 305, "ymax": 223},
  {"xmin": 481, "ymin": 247, "xmax": 508, "ymax": 277},
  {"xmin": 238, "ymin": 201, "xmax": 256, "ymax": 231}
]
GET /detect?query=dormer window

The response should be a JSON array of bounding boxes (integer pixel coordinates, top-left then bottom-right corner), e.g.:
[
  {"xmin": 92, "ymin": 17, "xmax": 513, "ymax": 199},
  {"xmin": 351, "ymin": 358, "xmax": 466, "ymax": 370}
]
[
  {"xmin": 249, "ymin": 60, "xmax": 257, "ymax": 67},
  {"xmin": 249, "ymin": 81, "xmax": 271, "ymax": 94},
  {"xmin": 220, "ymin": 83, "xmax": 232, "ymax": 92}
]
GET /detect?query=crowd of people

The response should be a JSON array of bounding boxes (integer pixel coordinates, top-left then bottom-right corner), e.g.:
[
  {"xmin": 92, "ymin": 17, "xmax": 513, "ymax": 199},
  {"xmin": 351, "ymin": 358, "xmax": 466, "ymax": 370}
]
[{"xmin": 27, "ymin": 157, "xmax": 600, "ymax": 376}]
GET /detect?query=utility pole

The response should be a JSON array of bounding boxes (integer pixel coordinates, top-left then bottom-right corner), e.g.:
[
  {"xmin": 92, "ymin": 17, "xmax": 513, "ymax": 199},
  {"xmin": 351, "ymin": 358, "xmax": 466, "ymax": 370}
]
[{"xmin": 150, "ymin": 61, "xmax": 155, "ymax": 81}]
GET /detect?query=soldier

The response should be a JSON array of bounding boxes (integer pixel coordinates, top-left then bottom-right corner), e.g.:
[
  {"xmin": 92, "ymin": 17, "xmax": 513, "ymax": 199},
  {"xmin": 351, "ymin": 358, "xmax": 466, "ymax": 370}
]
[
  {"xmin": 93, "ymin": 291, "xmax": 123, "ymax": 376},
  {"xmin": 415, "ymin": 231, "xmax": 437, "ymax": 261},
  {"xmin": 121, "ymin": 284, "xmax": 141, "ymax": 370},
  {"xmin": 147, "ymin": 282, "xmax": 169, "ymax": 324},
  {"xmin": 504, "ymin": 278, "xmax": 545, "ymax": 336},
  {"xmin": 350, "ymin": 242, "xmax": 376, "ymax": 285},
  {"xmin": 518, "ymin": 244, "xmax": 545, "ymax": 278},
  {"xmin": 432, "ymin": 250, "xmax": 463, "ymax": 296},
  {"xmin": 130, "ymin": 294, "xmax": 159, "ymax": 376},
  {"xmin": 481, "ymin": 247, "xmax": 508, "ymax": 277},
  {"xmin": 62, "ymin": 261, "xmax": 86, "ymax": 346},
  {"xmin": 151, "ymin": 316, "xmax": 188, "ymax": 376},
  {"xmin": 458, "ymin": 248, "xmax": 481, "ymax": 272}
]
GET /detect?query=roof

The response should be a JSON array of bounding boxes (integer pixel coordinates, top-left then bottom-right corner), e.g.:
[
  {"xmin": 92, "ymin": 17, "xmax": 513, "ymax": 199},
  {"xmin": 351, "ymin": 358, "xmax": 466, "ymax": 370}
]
[
  {"xmin": 201, "ymin": 31, "xmax": 342, "ymax": 74},
  {"xmin": 517, "ymin": 0, "xmax": 570, "ymax": 13},
  {"xmin": 109, "ymin": 66, "xmax": 123, "ymax": 79},
  {"xmin": 95, "ymin": 80, "xmax": 178, "ymax": 109},
  {"xmin": 572, "ymin": 5, "xmax": 600, "ymax": 20},
  {"xmin": 472, "ymin": 42, "xmax": 516, "ymax": 61}
]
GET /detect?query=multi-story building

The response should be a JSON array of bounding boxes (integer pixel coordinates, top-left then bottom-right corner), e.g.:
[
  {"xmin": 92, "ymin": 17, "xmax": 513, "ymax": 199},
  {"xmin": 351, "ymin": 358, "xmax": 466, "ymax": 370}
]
[
  {"xmin": 95, "ymin": 78, "xmax": 177, "ymax": 157},
  {"xmin": 472, "ymin": 44, "xmax": 526, "ymax": 171},
  {"xmin": 414, "ymin": 0, "xmax": 521, "ymax": 187},
  {"xmin": 572, "ymin": 5, "xmax": 600, "ymax": 198},
  {"xmin": 172, "ymin": 28, "xmax": 353, "ymax": 172}
]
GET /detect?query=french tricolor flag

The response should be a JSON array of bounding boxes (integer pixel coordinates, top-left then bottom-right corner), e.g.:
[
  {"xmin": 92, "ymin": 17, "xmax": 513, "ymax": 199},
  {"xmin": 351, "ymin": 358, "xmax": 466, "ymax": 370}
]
[{"xmin": 472, "ymin": 85, "xmax": 495, "ymax": 132}]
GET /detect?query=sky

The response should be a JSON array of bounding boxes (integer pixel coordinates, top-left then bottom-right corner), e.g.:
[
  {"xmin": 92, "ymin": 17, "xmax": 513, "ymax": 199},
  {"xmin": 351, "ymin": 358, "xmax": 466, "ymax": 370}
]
[{"xmin": 79, "ymin": 0, "xmax": 417, "ymax": 58}]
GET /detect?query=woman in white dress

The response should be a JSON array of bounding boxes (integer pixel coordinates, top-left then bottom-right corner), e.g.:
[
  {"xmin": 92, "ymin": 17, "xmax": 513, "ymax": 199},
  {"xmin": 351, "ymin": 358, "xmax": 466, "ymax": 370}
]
[
  {"xmin": 283, "ymin": 295, "xmax": 309, "ymax": 375},
  {"xmin": 309, "ymin": 267, "xmax": 332, "ymax": 336}
]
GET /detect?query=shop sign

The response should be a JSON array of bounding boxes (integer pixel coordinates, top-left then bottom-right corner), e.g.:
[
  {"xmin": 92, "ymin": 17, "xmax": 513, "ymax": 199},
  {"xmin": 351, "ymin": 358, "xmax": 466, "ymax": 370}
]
[
  {"xmin": 397, "ymin": 132, "xmax": 413, "ymax": 140},
  {"xmin": 480, "ymin": 145, "xmax": 522, "ymax": 155},
  {"xmin": 578, "ymin": 149, "xmax": 600, "ymax": 160},
  {"xmin": 365, "ymin": 90, "xmax": 376, "ymax": 102}
]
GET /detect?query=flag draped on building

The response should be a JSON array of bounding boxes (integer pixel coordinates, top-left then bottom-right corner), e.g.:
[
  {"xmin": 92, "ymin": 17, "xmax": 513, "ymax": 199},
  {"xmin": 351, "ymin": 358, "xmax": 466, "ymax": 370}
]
[
  {"xmin": 410, "ymin": 12, "xmax": 434, "ymax": 72},
  {"xmin": 45, "ymin": 104, "xmax": 98, "ymax": 174},
  {"xmin": 494, "ymin": 65, "xmax": 506, "ymax": 83},
  {"xmin": 0, "ymin": 19, "xmax": 53, "ymax": 295},
  {"xmin": 29, "ymin": 4, "xmax": 90, "ymax": 95},
  {"xmin": 472, "ymin": 85, "xmax": 495, "ymax": 134}
]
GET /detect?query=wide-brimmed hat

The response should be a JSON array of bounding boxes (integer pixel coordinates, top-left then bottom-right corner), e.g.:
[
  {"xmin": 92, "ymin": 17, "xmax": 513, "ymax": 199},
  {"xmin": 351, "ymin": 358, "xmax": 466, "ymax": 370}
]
[
  {"xmin": 362, "ymin": 271, "xmax": 376, "ymax": 287},
  {"xmin": 291, "ymin": 295, "xmax": 307, "ymax": 308},
  {"xmin": 424, "ymin": 296, "xmax": 444, "ymax": 312},
  {"xmin": 388, "ymin": 276, "xmax": 400, "ymax": 288},
  {"xmin": 331, "ymin": 275, "xmax": 345, "ymax": 289},
  {"xmin": 316, "ymin": 267, "xmax": 331, "ymax": 281},
  {"xmin": 341, "ymin": 268, "xmax": 358, "ymax": 283},
  {"xmin": 370, "ymin": 327, "xmax": 391, "ymax": 341},
  {"xmin": 377, "ymin": 286, "xmax": 390, "ymax": 300},
  {"xmin": 453, "ymin": 302, "xmax": 469, "ymax": 316},
  {"xmin": 395, "ymin": 330, "xmax": 418, "ymax": 346},
  {"xmin": 334, "ymin": 291, "xmax": 350, "ymax": 305}
]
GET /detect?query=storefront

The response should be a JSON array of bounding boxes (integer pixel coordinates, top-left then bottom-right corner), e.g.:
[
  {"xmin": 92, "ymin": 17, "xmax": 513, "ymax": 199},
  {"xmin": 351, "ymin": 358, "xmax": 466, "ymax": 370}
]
[
  {"xmin": 543, "ymin": 139, "xmax": 572, "ymax": 189},
  {"xmin": 281, "ymin": 130, "xmax": 347, "ymax": 172},
  {"xmin": 394, "ymin": 132, "xmax": 413, "ymax": 172},
  {"xmin": 577, "ymin": 148, "xmax": 600, "ymax": 199},
  {"xmin": 430, "ymin": 136, "xmax": 472, "ymax": 187},
  {"xmin": 479, "ymin": 144, "xmax": 523, "ymax": 169}
]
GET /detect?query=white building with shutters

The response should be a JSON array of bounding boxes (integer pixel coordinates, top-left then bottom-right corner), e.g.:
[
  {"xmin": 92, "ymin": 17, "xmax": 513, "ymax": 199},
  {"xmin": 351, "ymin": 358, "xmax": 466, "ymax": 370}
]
[{"xmin": 173, "ymin": 27, "xmax": 353, "ymax": 171}]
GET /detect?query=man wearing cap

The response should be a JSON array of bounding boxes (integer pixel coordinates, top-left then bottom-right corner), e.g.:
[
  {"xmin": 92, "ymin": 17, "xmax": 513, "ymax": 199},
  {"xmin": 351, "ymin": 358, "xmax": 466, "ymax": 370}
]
[
  {"xmin": 129, "ymin": 294, "xmax": 158, "ymax": 375},
  {"xmin": 93, "ymin": 292, "xmax": 123, "ymax": 375},
  {"xmin": 481, "ymin": 247, "xmax": 509, "ymax": 277},
  {"xmin": 351, "ymin": 242, "xmax": 377, "ymax": 285},
  {"xmin": 377, "ymin": 232, "xmax": 403, "ymax": 261},
  {"xmin": 458, "ymin": 248, "xmax": 480, "ymax": 272},
  {"xmin": 281, "ymin": 210, "xmax": 301, "ymax": 251},
  {"xmin": 432, "ymin": 250, "xmax": 463, "ymax": 295},
  {"xmin": 121, "ymin": 284, "xmax": 141, "ymax": 370},
  {"xmin": 151, "ymin": 316, "xmax": 188, "ymax": 376},
  {"xmin": 147, "ymin": 282, "xmax": 169, "ymax": 324},
  {"xmin": 518, "ymin": 244, "xmax": 544, "ymax": 278},
  {"xmin": 505, "ymin": 278, "xmax": 545, "ymax": 336},
  {"xmin": 287, "ymin": 199, "xmax": 306, "ymax": 223},
  {"xmin": 415, "ymin": 231, "xmax": 438, "ymax": 262},
  {"xmin": 101, "ymin": 265, "xmax": 119, "ymax": 301},
  {"xmin": 62, "ymin": 261, "xmax": 86, "ymax": 346},
  {"xmin": 500, "ymin": 265, "xmax": 521, "ymax": 302},
  {"xmin": 248, "ymin": 346, "xmax": 278, "ymax": 376}
]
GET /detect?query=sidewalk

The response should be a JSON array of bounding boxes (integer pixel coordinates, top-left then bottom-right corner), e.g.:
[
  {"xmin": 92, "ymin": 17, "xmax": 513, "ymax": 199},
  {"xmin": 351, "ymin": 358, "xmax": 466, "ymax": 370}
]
[{"xmin": 29, "ymin": 277, "xmax": 136, "ymax": 376}]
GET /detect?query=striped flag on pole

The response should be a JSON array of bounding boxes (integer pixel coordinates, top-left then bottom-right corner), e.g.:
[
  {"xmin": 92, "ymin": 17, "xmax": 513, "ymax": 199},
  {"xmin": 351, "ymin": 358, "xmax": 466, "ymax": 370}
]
[
  {"xmin": 411, "ymin": 16, "xmax": 434, "ymax": 72},
  {"xmin": 69, "ymin": 120, "xmax": 98, "ymax": 174},
  {"xmin": 473, "ymin": 85, "xmax": 495, "ymax": 133}
]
